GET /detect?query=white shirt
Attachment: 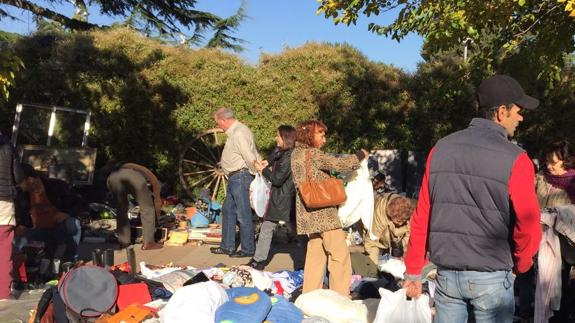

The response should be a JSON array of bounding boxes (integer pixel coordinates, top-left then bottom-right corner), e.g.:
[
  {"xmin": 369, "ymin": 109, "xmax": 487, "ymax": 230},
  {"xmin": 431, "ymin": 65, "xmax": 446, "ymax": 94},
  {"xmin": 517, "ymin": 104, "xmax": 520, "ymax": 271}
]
[
  {"xmin": 0, "ymin": 200, "xmax": 15, "ymax": 226},
  {"xmin": 220, "ymin": 120, "xmax": 259, "ymax": 175}
]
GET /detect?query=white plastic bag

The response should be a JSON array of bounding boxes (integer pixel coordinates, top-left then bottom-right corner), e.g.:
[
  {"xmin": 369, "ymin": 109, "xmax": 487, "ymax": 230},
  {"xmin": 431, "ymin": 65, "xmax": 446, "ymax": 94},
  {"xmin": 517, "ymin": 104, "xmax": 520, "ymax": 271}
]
[
  {"xmin": 373, "ymin": 288, "xmax": 432, "ymax": 323},
  {"xmin": 249, "ymin": 173, "xmax": 271, "ymax": 217},
  {"xmin": 338, "ymin": 159, "xmax": 374, "ymax": 229},
  {"xmin": 295, "ymin": 289, "xmax": 369, "ymax": 323}
]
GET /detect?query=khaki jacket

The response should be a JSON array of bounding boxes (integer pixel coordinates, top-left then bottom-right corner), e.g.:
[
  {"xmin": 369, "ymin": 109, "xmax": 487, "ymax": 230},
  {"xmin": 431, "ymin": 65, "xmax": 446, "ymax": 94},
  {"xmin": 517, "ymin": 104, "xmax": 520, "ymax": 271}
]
[{"xmin": 363, "ymin": 193, "xmax": 410, "ymax": 265}]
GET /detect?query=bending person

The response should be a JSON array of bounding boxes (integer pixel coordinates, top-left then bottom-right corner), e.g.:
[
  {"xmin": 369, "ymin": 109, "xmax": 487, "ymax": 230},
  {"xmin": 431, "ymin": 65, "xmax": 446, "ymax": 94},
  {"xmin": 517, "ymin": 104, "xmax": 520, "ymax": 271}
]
[
  {"xmin": 14, "ymin": 164, "xmax": 82, "ymax": 262},
  {"xmin": 362, "ymin": 193, "xmax": 415, "ymax": 270},
  {"xmin": 106, "ymin": 163, "xmax": 162, "ymax": 250}
]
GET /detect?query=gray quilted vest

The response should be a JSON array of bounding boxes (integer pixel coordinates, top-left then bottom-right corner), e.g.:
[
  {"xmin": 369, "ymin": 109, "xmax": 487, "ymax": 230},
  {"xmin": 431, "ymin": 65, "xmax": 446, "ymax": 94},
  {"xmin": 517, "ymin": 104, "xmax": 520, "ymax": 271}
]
[{"xmin": 428, "ymin": 118, "xmax": 524, "ymax": 271}]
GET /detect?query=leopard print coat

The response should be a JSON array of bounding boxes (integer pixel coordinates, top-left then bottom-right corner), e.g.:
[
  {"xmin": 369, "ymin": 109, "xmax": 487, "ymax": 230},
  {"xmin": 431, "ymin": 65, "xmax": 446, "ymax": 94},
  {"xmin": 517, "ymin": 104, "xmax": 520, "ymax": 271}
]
[{"xmin": 291, "ymin": 142, "xmax": 361, "ymax": 235}]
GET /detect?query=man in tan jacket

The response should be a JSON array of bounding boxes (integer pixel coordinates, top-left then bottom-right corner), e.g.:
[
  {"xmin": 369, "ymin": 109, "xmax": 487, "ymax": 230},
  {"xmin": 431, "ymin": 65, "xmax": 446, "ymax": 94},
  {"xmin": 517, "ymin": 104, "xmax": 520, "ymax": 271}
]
[{"xmin": 363, "ymin": 193, "xmax": 415, "ymax": 266}]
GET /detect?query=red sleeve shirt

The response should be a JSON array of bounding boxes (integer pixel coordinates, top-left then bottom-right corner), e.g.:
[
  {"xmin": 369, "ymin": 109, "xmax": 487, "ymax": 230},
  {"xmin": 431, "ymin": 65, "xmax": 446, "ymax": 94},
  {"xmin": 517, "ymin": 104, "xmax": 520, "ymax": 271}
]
[
  {"xmin": 509, "ymin": 153, "xmax": 542, "ymax": 273},
  {"xmin": 404, "ymin": 149, "xmax": 434, "ymax": 279},
  {"xmin": 404, "ymin": 150, "xmax": 542, "ymax": 278}
]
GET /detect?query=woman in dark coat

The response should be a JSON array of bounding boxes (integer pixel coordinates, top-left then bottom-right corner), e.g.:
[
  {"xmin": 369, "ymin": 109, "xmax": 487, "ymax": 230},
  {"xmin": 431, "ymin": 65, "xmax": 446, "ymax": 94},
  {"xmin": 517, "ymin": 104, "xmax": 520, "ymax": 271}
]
[{"xmin": 247, "ymin": 125, "xmax": 296, "ymax": 270}]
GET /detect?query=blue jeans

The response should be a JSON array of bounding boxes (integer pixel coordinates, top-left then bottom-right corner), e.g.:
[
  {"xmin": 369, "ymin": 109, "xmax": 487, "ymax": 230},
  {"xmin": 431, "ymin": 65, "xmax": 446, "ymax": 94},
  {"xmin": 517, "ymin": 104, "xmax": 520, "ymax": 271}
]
[
  {"xmin": 14, "ymin": 217, "xmax": 81, "ymax": 261},
  {"xmin": 434, "ymin": 269, "xmax": 515, "ymax": 323},
  {"xmin": 221, "ymin": 171, "xmax": 255, "ymax": 254}
]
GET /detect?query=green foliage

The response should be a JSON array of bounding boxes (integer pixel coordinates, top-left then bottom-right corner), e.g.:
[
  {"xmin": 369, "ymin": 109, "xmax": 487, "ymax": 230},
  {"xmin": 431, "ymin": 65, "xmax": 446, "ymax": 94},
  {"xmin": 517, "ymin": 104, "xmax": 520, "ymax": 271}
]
[
  {"xmin": 5, "ymin": 27, "xmax": 574, "ymax": 195},
  {"xmin": 0, "ymin": 31, "xmax": 24, "ymax": 102},
  {"xmin": 405, "ymin": 55, "xmax": 476, "ymax": 151},
  {"xmin": 2, "ymin": 28, "xmax": 411, "ymax": 191},
  {"xmin": 317, "ymin": 0, "xmax": 575, "ymax": 85}
]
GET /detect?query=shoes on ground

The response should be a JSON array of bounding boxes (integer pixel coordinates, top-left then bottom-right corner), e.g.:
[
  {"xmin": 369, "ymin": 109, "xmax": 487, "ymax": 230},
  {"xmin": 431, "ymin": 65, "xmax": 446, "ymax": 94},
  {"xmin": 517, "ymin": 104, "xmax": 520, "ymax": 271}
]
[
  {"xmin": 246, "ymin": 258, "xmax": 265, "ymax": 270},
  {"xmin": 230, "ymin": 251, "xmax": 254, "ymax": 258},
  {"xmin": 141, "ymin": 242, "xmax": 163, "ymax": 250},
  {"xmin": 210, "ymin": 247, "xmax": 234, "ymax": 255}
]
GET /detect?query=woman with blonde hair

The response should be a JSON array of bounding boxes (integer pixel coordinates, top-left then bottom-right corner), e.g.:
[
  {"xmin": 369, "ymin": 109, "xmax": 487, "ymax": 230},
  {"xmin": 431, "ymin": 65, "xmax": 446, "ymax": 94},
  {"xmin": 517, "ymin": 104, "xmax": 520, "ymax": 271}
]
[{"xmin": 291, "ymin": 120, "xmax": 367, "ymax": 296}]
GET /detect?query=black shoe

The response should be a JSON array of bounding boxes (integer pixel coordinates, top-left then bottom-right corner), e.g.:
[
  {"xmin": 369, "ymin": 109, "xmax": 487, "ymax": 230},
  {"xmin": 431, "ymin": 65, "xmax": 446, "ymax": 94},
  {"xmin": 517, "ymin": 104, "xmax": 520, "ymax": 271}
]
[
  {"xmin": 210, "ymin": 247, "xmax": 234, "ymax": 255},
  {"xmin": 246, "ymin": 258, "xmax": 265, "ymax": 270},
  {"xmin": 230, "ymin": 251, "xmax": 254, "ymax": 258}
]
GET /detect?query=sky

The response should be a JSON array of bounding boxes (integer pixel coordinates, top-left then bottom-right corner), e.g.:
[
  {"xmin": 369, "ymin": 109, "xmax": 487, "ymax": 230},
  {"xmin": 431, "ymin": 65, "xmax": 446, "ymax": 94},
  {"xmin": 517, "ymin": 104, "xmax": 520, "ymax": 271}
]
[{"xmin": 0, "ymin": 0, "xmax": 424, "ymax": 72}]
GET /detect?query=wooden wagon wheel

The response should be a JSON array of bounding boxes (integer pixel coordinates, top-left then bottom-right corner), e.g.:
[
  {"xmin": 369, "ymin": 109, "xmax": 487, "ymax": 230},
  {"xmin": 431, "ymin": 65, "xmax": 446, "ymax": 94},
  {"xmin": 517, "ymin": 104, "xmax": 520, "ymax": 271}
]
[{"xmin": 179, "ymin": 128, "xmax": 227, "ymax": 201}]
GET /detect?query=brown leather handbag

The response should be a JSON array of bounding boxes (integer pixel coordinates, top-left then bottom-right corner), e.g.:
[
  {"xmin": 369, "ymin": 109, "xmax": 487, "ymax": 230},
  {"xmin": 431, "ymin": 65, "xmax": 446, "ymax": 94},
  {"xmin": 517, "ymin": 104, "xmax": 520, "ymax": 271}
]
[{"xmin": 298, "ymin": 149, "xmax": 347, "ymax": 208}]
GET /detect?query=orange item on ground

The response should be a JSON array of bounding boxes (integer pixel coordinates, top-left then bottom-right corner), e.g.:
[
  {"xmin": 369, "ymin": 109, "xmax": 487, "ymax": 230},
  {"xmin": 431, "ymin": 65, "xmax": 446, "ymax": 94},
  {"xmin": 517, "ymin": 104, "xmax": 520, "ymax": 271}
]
[
  {"xmin": 97, "ymin": 304, "xmax": 157, "ymax": 323},
  {"xmin": 185, "ymin": 206, "xmax": 196, "ymax": 219}
]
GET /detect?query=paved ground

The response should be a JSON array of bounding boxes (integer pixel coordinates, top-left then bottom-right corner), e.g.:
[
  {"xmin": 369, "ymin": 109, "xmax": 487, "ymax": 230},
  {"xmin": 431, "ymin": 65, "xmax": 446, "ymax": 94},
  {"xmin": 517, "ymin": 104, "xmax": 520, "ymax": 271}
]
[{"xmin": 110, "ymin": 240, "xmax": 307, "ymax": 273}]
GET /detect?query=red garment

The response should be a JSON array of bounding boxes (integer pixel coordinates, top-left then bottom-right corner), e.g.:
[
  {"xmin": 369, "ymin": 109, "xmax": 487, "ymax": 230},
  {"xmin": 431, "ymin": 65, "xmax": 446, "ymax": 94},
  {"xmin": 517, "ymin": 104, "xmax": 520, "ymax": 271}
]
[
  {"xmin": 405, "ymin": 150, "xmax": 542, "ymax": 277},
  {"xmin": 30, "ymin": 181, "xmax": 62, "ymax": 230},
  {"xmin": 0, "ymin": 225, "xmax": 13, "ymax": 299}
]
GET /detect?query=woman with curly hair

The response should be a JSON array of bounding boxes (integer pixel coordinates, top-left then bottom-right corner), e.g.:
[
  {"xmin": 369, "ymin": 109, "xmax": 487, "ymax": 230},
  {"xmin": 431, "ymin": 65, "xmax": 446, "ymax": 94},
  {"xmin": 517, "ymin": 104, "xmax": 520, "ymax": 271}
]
[
  {"xmin": 534, "ymin": 140, "xmax": 575, "ymax": 322},
  {"xmin": 291, "ymin": 120, "xmax": 367, "ymax": 296},
  {"xmin": 537, "ymin": 140, "xmax": 575, "ymax": 207}
]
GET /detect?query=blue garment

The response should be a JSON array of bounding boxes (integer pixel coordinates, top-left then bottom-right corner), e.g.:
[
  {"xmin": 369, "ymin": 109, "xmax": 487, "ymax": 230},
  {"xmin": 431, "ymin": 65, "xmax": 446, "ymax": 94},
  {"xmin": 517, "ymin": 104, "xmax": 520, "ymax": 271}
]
[
  {"xmin": 216, "ymin": 287, "xmax": 272, "ymax": 323},
  {"xmin": 265, "ymin": 295, "xmax": 303, "ymax": 323},
  {"xmin": 221, "ymin": 171, "xmax": 255, "ymax": 254},
  {"xmin": 433, "ymin": 269, "xmax": 515, "ymax": 323}
]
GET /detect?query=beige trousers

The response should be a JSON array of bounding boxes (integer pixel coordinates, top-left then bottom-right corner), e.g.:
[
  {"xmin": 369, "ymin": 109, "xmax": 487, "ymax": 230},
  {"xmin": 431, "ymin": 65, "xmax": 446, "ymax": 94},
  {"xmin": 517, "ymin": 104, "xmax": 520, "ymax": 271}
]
[{"xmin": 302, "ymin": 228, "xmax": 352, "ymax": 296}]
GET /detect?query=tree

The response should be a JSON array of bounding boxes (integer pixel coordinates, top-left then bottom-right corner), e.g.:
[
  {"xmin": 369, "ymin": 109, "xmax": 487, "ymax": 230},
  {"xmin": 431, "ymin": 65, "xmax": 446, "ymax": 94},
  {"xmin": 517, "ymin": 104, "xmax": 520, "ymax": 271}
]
[
  {"xmin": 0, "ymin": 31, "xmax": 23, "ymax": 100},
  {"xmin": 0, "ymin": 0, "xmax": 246, "ymax": 51},
  {"xmin": 317, "ymin": 0, "xmax": 575, "ymax": 84}
]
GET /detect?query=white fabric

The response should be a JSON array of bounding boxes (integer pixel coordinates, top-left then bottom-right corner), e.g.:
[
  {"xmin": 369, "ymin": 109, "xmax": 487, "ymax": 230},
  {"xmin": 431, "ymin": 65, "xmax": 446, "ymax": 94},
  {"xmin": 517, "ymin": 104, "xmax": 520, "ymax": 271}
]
[
  {"xmin": 159, "ymin": 281, "xmax": 228, "ymax": 323},
  {"xmin": 534, "ymin": 211, "xmax": 562, "ymax": 323},
  {"xmin": 0, "ymin": 200, "xmax": 15, "ymax": 226},
  {"xmin": 377, "ymin": 255, "xmax": 406, "ymax": 279},
  {"xmin": 338, "ymin": 160, "xmax": 375, "ymax": 239},
  {"xmin": 249, "ymin": 173, "xmax": 271, "ymax": 218},
  {"xmin": 244, "ymin": 267, "xmax": 274, "ymax": 291},
  {"xmin": 271, "ymin": 274, "xmax": 297, "ymax": 296},
  {"xmin": 140, "ymin": 262, "xmax": 185, "ymax": 279},
  {"xmin": 374, "ymin": 288, "xmax": 432, "ymax": 323},
  {"xmin": 294, "ymin": 289, "xmax": 369, "ymax": 323}
]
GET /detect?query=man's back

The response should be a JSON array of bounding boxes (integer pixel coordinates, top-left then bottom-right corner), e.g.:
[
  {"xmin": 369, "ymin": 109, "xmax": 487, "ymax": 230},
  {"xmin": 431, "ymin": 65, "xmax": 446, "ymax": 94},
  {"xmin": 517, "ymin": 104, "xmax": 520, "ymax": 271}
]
[{"xmin": 428, "ymin": 118, "xmax": 523, "ymax": 271}]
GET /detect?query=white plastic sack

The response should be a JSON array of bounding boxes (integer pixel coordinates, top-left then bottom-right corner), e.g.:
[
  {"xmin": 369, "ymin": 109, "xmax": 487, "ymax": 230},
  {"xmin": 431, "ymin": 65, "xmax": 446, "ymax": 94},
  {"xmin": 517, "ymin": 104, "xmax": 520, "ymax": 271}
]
[
  {"xmin": 377, "ymin": 255, "xmax": 406, "ymax": 280},
  {"xmin": 373, "ymin": 288, "xmax": 432, "ymax": 323},
  {"xmin": 160, "ymin": 281, "xmax": 228, "ymax": 323},
  {"xmin": 140, "ymin": 261, "xmax": 183, "ymax": 279},
  {"xmin": 338, "ymin": 159, "xmax": 374, "ymax": 230},
  {"xmin": 295, "ymin": 289, "xmax": 369, "ymax": 323},
  {"xmin": 249, "ymin": 173, "xmax": 271, "ymax": 217}
]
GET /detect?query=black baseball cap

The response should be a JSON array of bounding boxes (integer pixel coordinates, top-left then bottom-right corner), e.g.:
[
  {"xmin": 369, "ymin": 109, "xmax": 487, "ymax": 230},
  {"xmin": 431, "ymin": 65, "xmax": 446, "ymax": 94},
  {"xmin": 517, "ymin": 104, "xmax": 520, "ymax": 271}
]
[{"xmin": 476, "ymin": 75, "xmax": 539, "ymax": 110}]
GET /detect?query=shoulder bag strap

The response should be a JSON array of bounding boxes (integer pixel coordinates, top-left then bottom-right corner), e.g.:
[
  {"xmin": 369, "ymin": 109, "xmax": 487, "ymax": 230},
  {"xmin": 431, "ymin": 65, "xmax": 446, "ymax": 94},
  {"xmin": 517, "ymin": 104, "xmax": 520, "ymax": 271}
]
[{"xmin": 304, "ymin": 149, "xmax": 313, "ymax": 182}]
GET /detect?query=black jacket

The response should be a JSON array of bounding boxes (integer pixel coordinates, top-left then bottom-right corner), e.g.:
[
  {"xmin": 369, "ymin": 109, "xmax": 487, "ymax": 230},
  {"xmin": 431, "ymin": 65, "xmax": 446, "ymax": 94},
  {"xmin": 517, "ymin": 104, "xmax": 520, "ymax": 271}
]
[
  {"xmin": 262, "ymin": 149, "xmax": 295, "ymax": 222},
  {"xmin": 0, "ymin": 134, "xmax": 23, "ymax": 201}
]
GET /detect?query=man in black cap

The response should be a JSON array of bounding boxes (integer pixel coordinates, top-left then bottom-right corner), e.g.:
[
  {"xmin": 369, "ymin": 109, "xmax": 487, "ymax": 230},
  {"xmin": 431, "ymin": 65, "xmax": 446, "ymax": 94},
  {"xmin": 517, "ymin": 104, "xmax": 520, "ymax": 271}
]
[{"xmin": 402, "ymin": 75, "xmax": 542, "ymax": 322}]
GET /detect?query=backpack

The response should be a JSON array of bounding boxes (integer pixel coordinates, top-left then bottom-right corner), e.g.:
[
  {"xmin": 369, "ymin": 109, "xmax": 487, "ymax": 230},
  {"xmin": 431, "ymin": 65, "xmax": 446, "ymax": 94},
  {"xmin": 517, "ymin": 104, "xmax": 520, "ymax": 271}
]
[{"xmin": 34, "ymin": 265, "xmax": 119, "ymax": 322}]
